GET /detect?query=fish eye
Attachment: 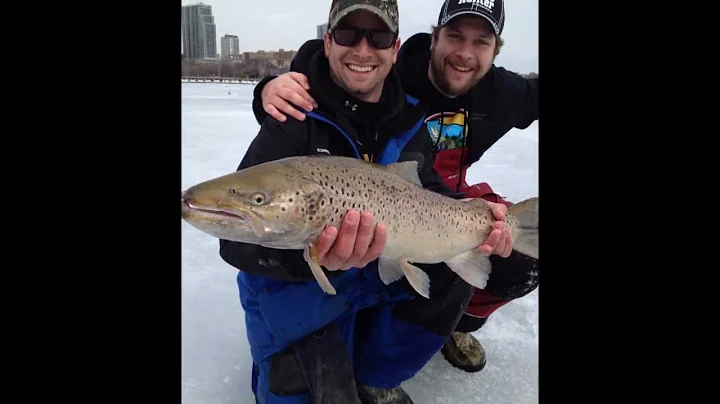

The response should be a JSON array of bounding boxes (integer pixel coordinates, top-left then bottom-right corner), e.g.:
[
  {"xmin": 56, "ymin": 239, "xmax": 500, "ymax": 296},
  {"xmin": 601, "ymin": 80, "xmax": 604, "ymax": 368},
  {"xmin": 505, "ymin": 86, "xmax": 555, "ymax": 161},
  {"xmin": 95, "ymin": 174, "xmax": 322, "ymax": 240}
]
[{"xmin": 250, "ymin": 193, "xmax": 267, "ymax": 205}]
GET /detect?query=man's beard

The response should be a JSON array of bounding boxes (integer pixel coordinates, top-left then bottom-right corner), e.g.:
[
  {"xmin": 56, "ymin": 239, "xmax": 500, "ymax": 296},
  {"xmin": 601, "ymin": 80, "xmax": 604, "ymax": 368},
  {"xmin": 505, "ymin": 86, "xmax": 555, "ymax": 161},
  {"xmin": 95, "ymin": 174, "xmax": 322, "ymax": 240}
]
[{"xmin": 429, "ymin": 51, "xmax": 480, "ymax": 98}]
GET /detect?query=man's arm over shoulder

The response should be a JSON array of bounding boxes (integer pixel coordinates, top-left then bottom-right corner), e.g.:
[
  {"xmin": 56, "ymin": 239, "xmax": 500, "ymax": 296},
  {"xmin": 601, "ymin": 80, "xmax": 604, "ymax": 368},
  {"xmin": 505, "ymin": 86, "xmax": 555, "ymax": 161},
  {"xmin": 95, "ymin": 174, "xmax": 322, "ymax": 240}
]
[
  {"xmin": 492, "ymin": 67, "xmax": 539, "ymax": 130},
  {"xmin": 251, "ymin": 39, "xmax": 324, "ymax": 125},
  {"xmin": 219, "ymin": 119, "xmax": 316, "ymax": 282}
]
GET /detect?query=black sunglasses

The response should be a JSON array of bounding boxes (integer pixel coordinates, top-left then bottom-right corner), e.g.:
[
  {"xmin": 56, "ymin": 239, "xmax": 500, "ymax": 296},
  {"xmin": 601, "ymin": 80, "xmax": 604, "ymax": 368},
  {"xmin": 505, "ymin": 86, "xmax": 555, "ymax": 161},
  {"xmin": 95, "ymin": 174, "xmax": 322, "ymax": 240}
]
[{"xmin": 330, "ymin": 27, "xmax": 397, "ymax": 49}]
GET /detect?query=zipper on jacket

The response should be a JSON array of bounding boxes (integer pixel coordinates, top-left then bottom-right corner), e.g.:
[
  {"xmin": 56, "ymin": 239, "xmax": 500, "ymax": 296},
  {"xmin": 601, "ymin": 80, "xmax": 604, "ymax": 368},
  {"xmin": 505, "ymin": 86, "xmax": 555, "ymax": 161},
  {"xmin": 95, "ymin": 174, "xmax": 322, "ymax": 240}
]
[{"xmin": 369, "ymin": 131, "xmax": 379, "ymax": 162}]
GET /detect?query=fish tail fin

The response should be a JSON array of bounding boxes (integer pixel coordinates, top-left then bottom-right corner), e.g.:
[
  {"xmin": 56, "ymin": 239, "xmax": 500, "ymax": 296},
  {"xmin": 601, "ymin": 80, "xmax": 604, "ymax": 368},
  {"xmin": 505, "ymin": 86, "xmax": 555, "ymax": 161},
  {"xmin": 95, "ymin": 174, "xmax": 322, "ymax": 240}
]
[{"xmin": 508, "ymin": 197, "xmax": 539, "ymax": 259}]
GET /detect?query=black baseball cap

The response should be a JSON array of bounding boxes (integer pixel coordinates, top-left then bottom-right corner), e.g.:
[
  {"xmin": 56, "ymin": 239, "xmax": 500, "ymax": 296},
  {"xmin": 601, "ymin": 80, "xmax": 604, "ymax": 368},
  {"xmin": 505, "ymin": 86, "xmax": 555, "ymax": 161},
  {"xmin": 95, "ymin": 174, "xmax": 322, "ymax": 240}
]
[{"xmin": 437, "ymin": 0, "xmax": 505, "ymax": 36}]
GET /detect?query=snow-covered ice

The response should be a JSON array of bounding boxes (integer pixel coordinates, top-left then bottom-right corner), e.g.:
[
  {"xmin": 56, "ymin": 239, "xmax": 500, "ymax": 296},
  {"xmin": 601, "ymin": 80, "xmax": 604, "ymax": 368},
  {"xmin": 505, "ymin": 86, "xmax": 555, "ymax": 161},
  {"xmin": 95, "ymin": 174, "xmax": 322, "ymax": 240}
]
[{"xmin": 181, "ymin": 82, "xmax": 539, "ymax": 404}]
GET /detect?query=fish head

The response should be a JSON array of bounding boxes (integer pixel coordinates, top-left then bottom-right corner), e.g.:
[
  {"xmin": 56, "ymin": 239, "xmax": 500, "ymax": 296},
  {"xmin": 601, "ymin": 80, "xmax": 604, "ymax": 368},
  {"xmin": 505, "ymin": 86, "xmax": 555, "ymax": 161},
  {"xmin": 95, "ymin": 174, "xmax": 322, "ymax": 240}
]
[{"xmin": 181, "ymin": 159, "xmax": 328, "ymax": 249}]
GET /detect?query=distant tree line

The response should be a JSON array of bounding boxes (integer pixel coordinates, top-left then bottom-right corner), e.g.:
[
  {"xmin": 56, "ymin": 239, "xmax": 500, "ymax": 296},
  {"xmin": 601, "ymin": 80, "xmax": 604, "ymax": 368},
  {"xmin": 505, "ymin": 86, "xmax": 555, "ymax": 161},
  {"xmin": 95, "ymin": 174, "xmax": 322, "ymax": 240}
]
[
  {"xmin": 181, "ymin": 59, "xmax": 292, "ymax": 79},
  {"xmin": 182, "ymin": 59, "xmax": 538, "ymax": 80}
]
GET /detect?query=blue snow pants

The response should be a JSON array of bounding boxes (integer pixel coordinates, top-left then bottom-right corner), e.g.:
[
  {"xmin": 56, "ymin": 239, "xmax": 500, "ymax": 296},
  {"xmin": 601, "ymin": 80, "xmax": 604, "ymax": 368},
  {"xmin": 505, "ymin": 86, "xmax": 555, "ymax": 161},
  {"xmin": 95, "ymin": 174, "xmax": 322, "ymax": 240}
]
[{"xmin": 237, "ymin": 260, "xmax": 469, "ymax": 404}]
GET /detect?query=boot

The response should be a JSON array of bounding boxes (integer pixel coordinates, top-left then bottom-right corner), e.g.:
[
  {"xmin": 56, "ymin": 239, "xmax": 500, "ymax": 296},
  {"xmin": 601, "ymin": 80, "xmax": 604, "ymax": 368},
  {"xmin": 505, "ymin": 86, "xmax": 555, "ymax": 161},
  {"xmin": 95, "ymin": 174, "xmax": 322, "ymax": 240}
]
[
  {"xmin": 440, "ymin": 331, "xmax": 487, "ymax": 372},
  {"xmin": 357, "ymin": 384, "xmax": 414, "ymax": 404}
]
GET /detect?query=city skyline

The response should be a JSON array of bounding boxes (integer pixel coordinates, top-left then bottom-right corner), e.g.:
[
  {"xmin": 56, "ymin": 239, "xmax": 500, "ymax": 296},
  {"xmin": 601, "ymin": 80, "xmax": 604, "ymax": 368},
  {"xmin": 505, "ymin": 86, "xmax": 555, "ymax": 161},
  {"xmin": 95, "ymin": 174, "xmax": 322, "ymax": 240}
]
[
  {"xmin": 220, "ymin": 34, "xmax": 240, "ymax": 59},
  {"xmin": 181, "ymin": 2, "xmax": 217, "ymax": 60},
  {"xmin": 180, "ymin": 0, "xmax": 539, "ymax": 73}
]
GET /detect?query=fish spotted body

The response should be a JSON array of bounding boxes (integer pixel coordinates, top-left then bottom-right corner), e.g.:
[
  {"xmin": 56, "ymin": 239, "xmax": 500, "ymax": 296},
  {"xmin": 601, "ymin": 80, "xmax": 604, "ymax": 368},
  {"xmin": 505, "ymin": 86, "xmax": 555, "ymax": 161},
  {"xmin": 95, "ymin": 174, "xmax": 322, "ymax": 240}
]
[{"xmin": 181, "ymin": 155, "xmax": 539, "ymax": 299}]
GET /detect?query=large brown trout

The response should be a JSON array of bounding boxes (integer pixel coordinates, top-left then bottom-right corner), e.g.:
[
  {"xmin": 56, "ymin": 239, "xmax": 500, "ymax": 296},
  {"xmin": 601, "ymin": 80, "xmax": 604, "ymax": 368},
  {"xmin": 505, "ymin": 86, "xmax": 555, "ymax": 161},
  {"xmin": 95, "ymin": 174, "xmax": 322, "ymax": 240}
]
[{"xmin": 181, "ymin": 155, "xmax": 539, "ymax": 298}]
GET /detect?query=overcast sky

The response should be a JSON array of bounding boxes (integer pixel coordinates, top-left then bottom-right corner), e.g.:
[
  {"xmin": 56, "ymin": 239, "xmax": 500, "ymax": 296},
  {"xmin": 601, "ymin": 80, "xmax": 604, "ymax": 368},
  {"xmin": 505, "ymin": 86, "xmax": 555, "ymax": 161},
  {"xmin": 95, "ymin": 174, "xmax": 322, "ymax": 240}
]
[{"xmin": 181, "ymin": 0, "xmax": 538, "ymax": 73}]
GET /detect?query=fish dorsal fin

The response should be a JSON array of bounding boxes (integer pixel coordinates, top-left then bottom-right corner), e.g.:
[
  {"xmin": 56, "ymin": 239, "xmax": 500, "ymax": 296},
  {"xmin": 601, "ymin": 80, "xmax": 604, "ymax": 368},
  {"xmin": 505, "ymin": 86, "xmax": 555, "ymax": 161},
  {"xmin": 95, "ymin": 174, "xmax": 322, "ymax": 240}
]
[{"xmin": 386, "ymin": 160, "xmax": 422, "ymax": 186}]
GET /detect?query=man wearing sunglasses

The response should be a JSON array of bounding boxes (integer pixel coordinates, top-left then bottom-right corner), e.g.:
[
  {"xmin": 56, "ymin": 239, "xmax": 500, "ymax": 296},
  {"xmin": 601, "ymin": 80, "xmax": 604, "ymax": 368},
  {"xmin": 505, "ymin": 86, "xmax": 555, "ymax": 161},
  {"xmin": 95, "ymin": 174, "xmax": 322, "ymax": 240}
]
[
  {"xmin": 218, "ymin": 1, "xmax": 504, "ymax": 403},
  {"xmin": 251, "ymin": 0, "xmax": 539, "ymax": 378}
]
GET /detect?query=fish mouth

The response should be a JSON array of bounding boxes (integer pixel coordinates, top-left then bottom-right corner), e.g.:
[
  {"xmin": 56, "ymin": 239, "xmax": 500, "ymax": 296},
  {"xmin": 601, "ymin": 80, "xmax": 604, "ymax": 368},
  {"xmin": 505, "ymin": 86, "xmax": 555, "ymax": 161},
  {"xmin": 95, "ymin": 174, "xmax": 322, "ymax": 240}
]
[
  {"xmin": 181, "ymin": 200, "xmax": 250, "ymax": 222},
  {"xmin": 181, "ymin": 197, "xmax": 267, "ymax": 239}
]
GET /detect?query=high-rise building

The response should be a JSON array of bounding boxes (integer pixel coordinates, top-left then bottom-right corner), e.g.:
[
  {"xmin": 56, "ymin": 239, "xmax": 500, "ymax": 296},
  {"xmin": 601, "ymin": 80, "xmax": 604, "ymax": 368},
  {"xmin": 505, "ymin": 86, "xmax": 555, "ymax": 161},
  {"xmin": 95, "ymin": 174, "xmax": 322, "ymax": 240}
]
[
  {"xmin": 317, "ymin": 23, "xmax": 328, "ymax": 39},
  {"xmin": 181, "ymin": 3, "xmax": 217, "ymax": 60},
  {"xmin": 221, "ymin": 34, "xmax": 240, "ymax": 59}
]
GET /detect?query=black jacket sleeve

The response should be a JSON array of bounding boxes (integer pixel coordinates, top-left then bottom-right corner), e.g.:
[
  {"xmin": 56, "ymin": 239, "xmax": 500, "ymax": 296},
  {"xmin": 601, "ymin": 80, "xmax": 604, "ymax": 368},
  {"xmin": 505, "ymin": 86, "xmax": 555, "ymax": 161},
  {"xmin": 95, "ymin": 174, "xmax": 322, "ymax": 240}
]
[
  {"xmin": 513, "ymin": 74, "xmax": 538, "ymax": 130},
  {"xmin": 251, "ymin": 74, "xmax": 278, "ymax": 125},
  {"xmin": 218, "ymin": 118, "xmax": 317, "ymax": 282},
  {"xmin": 487, "ymin": 251, "xmax": 539, "ymax": 300},
  {"xmin": 495, "ymin": 68, "xmax": 539, "ymax": 130}
]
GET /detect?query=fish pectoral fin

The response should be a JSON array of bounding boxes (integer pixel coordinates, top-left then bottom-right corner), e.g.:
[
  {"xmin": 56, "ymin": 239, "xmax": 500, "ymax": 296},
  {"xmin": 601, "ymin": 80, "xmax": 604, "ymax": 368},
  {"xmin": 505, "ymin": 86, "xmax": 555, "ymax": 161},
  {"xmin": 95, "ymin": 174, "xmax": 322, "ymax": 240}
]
[
  {"xmin": 399, "ymin": 260, "xmax": 431, "ymax": 299},
  {"xmin": 304, "ymin": 243, "xmax": 337, "ymax": 296},
  {"xmin": 378, "ymin": 257, "xmax": 406, "ymax": 285},
  {"xmin": 444, "ymin": 251, "xmax": 492, "ymax": 289}
]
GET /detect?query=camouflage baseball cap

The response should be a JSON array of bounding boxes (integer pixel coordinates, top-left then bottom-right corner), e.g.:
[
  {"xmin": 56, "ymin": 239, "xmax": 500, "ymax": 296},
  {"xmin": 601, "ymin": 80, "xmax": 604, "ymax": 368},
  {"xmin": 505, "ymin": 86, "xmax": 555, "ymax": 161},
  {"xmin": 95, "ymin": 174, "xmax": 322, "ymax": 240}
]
[{"xmin": 329, "ymin": 0, "xmax": 399, "ymax": 33}]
